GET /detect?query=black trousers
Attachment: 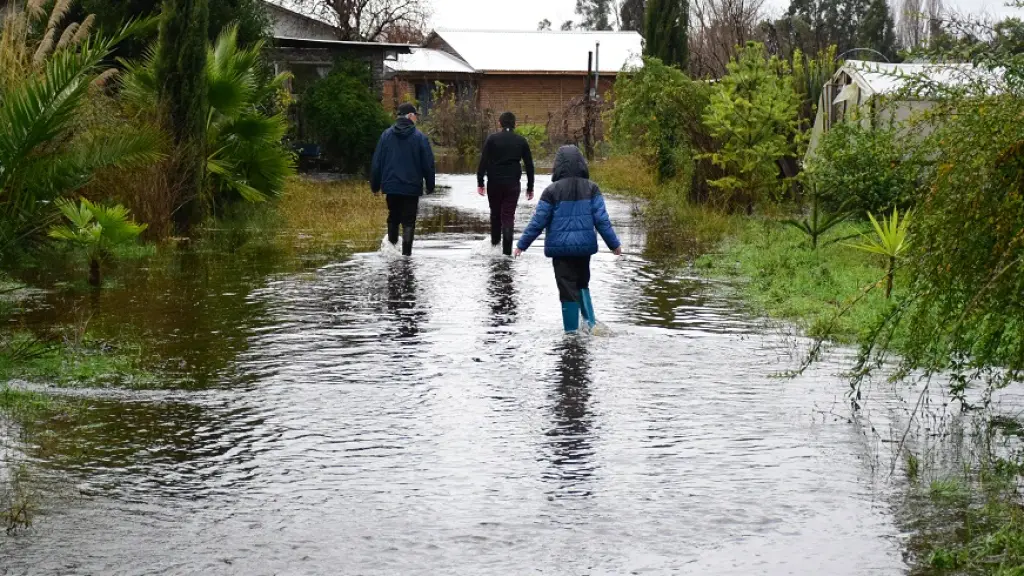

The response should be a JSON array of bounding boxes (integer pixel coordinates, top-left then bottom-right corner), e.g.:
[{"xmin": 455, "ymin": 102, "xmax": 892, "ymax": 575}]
[
  {"xmin": 552, "ymin": 256, "xmax": 591, "ymax": 303},
  {"xmin": 487, "ymin": 180, "xmax": 521, "ymax": 236},
  {"xmin": 386, "ymin": 194, "xmax": 420, "ymax": 229}
]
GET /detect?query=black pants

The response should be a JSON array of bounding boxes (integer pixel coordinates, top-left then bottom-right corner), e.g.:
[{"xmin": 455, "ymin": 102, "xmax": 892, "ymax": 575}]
[
  {"xmin": 552, "ymin": 256, "xmax": 591, "ymax": 303},
  {"xmin": 487, "ymin": 181, "xmax": 520, "ymax": 250},
  {"xmin": 386, "ymin": 194, "xmax": 420, "ymax": 255},
  {"xmin": 386, "ymin": 194, "xmax": 419, "ymax": 228}
]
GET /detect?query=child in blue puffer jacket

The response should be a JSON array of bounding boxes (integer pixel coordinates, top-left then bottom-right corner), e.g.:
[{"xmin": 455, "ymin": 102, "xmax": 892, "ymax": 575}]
[{"xmin": 514, "ymin": 145, "xmax": 622, "ymax": 333}]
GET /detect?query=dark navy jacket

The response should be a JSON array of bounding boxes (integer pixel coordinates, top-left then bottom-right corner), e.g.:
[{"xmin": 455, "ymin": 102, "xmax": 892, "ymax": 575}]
[
  {"xmin": 370, "ymin": 118, "xmax": 436, "ymax": 197},
  {"xmin": 517, "ymin": 146, "xmax": 621, "ymax": 258}
]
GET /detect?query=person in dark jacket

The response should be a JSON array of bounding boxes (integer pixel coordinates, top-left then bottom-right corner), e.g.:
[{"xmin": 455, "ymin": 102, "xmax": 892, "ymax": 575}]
[
  {"xmin": 371, "ymin": 103, "xmax": 436, "ymax": 256},
  {"xmin": 515, "ymin": 145, "xmax": 622, "ymax": 333},
  {"xmin": 477, "ymin": 112, "xmax": 535, "ymax": 256}
]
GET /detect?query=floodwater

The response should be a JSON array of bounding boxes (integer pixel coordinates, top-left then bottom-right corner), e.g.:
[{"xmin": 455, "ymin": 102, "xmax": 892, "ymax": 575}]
[{"xmin": 1, "ymin": 175, "xmax": 909, "ymax": 575}]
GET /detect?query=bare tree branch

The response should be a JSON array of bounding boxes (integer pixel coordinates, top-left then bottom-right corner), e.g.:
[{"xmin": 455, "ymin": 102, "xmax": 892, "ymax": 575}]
[{"xmin": 293, "ymin": 0, "xmax": 430, "ymax": 42}]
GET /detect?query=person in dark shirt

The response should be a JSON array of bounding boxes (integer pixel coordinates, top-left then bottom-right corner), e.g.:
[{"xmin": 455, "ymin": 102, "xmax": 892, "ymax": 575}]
[
  {"xmin": 477, "ymin": 112, "xmax": 535, "ymax": 256},
  {"xmin": 371, "ymin": 103, "xmax": 436, "ymax": 256}
]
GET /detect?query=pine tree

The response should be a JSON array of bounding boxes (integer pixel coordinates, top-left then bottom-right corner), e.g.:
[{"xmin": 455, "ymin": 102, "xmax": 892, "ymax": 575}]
[
  {"xmin": 621, "ymin": 0, "xmax": 646, "ymax": 34},
  {"xmin": 645, "ymin": 0, "xmax": 689, "ymax": 69},
  {"xmin": 576, "ymin": 0, "xmax": 614, "ymax": 31},
  {"xmin": 156, "ymin": 0, "xmax": 209, "ymax": 232}
]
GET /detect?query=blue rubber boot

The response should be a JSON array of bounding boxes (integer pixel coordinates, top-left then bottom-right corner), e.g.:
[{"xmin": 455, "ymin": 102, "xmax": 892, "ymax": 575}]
[
  {"xmin": 561, "ymin": 302, "xmax": 581, "ymax": 333},
  {"xmin": 579, "ymin": 289, "xmax": 597, "ymax": 329}
]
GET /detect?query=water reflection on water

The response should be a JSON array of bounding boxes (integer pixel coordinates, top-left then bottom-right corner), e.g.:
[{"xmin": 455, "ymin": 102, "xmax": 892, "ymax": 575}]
[{"xmin": 1, "ymin": 175, "xmax": 907, "ymax": 575}]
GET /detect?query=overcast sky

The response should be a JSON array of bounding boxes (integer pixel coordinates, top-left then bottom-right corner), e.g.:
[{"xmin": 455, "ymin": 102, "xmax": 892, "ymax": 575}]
[{"xmin": 427, "ymin": 0, "xmax": 1021, "ymax": 30}]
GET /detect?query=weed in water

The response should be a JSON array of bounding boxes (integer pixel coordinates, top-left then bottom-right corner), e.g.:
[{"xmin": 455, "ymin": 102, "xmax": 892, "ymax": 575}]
[
  {"xmin": 0, "ymin": 461, "xmax": 37, "ymax": 534},
  {"xmin": 906, "ymin": 452, "xmax": 920, "ymax": 483}
]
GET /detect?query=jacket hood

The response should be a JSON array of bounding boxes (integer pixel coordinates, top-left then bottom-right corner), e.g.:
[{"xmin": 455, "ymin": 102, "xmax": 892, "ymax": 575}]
[
  {"xmin": 393, "ymin": 117, "xmax": 417, "ymax": 139},
  {"xmin": 551, "ymin": 145, "xmax": 589, "ymax": 182}
]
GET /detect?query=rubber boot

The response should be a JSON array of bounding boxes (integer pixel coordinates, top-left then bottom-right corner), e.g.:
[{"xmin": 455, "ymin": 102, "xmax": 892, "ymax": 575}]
[
  {"xmin": 401, "ymin": 226, "xmax": 415, "ymax": 256},
  {"xmin": 579, "ymin": 288, "xmax": 597, "ymax": 328},
  {"xmin": 387, "ymin": 222, "xmax": 400, "ymax": 245},
  {"xmin": 561, "ymin": 302, "xmax": 581, "ymax": 333},
  {"xmin": 501, "ymin": 227, "xmax": 514, "ymax": 256}
]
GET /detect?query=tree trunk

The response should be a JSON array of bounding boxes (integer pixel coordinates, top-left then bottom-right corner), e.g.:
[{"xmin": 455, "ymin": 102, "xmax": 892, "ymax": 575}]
[
  {"xmin": 157, "ymin": 0, "xmax": 210, "ymax": 236},
  {"xmin": 88, "ymin": 258, "xmax": 101, "ymax": 288}
]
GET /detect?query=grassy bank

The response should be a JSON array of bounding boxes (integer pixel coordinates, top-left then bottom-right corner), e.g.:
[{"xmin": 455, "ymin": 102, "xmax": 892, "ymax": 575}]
[
  {"xmin": 592, "ymin": 156, "xmax": 896, "ymax": 344},
  {"xmin": 695, "ymin": 219, "xmax": 900, "ymax": 344}
]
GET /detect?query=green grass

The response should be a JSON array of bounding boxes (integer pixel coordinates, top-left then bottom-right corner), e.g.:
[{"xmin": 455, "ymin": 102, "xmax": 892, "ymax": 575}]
[
  {"xmin": 0, "ymin": 330, "xmax": 154, "ymax": 389},
  {"xmin": 695, "ymin": 218, "xmax": 905, "ymax": 344},
  {"xmin": 593, "ymin": 155, "xmax": 903, "ymax": 345},
  {"xmin": 0, "ymin": 385, "xmax": 55, "ymax": 418}
]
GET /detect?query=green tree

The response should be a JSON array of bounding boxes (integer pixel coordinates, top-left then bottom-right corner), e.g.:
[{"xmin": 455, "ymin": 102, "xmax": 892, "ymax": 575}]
[
  {"xmin": 609, "ymin": 57, "xmax": 711, "ymax": 183},
  {"xmin": 155, "ymin": 0, "xmax": 209, "ymax": 233},
  {"xmin": 302, "ymin": 60, "xmax": 392, "ymax": 173},
  {"xmin": 122, "ymin": 25, "xmax": 295, "ymax": 206},
  {"xmin": 644, "ymin": 0, "xmax": 688, "ymax": 69},
  {"xmin": 77, "ymin": 0, "xmax": 270, "ymax": 60},
  {"xmin": 621, "ymin": 0, "xmax": 646, "ymax": 34},
  {"xmin": 576, "ymin": 0, "xmax": 614, "ymax": 31},
  {"xmin": 785, "ymin": 0, "xmax": 874, "ymax": 56},
  {"xmin": 858, "ymin": 0, "xmax": 898, "ymax": 60},
  {"xmin": 702, "ymin": 43, "xmax": 801, "ymax": 212},
  {"xmin": 0, "ymin": 5, "xmax": 162, "ymax": 249}
]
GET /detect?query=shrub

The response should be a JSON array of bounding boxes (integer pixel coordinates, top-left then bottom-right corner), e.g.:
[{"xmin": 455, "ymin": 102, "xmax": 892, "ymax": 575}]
[
  {"xmin": 608, "ymin": 57, "xmax": 712, "ymax": 184},
  {"xmin": 420, "ymin": 83, "xmax": 492, "ymax": 157},
  {"xmin": 518, "ymin": 124, "xmax": 549, "ymax": 157},
  {"xmin": 807, "ymin": 120, "xmax": 921, "ymax": 214},
  {"xmin": 302, "ymin": 60, "xmax": 392, "ymax": 173}
]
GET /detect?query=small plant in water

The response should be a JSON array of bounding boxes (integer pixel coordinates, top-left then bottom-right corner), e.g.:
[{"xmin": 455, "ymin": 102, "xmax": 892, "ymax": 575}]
[
  {"xmin": 846, "ymin": 207, "xmax": 912, "ymax": 299},
  {"xmin": 906, "ymin": 452, "xmax": 920, "ymax": 483},
  {"xmin": 49, "ymin": 198, "xmax": 148, "ymax": 287}
]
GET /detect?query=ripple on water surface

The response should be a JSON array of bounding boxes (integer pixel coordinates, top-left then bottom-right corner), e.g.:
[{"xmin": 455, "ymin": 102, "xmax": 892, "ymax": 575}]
[{"xmin": 0, "ymin": 175, "xmax": 904, "ymax": 575}]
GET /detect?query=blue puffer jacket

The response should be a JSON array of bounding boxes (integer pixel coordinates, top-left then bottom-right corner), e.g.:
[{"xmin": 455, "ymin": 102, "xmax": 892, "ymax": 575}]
[
  {"xmin": 517, "ymin": 146, "xmax": 621, "ymax": 258},
  {"xmin": 370, "ymin": 118, "xmax": 436, "ymax": 196}
]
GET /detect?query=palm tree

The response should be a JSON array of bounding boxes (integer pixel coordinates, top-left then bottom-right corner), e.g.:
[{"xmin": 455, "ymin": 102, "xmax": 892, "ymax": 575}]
[
  {"xmin": 0, "ymin": 1, "xmax": 162, "ymax": 251},
  {"xmin": 49, "ymin": 197, "xmax": 147, "ymax": 286},
  {"xmin": 121, "ymin": 25, "xmax": 294, "ymax": 209}
]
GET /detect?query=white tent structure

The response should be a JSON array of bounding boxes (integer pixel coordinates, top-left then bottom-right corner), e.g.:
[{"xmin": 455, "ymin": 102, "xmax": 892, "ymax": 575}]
[{"xmin": 805, "ymin": 60, "xmax": 991, "ymax": 158}]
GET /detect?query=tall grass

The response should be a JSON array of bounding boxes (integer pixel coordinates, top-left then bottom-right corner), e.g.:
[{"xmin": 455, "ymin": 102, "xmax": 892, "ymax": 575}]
[{"xmin": 276, "ymin": 177, "xmax": 388, "ymax": 250}]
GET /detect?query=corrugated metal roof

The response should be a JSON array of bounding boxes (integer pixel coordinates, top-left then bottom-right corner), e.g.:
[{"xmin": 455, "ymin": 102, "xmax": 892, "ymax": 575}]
[
  {"xmin": 387, "ymin": 48, "xmax": 476, "ymax": 74},
  {"xmin": 842, "ymin": 60, "xmax": 993, "ymax": 97},
  {"xmin": 432, "ymin": 29, "xmax": 643, "ymax": 74}
]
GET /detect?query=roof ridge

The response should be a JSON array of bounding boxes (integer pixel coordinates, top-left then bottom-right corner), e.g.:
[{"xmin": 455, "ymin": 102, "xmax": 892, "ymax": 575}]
[{"xmin": 434, "ymin": 28, "xmax": 640, "ymax": 35}]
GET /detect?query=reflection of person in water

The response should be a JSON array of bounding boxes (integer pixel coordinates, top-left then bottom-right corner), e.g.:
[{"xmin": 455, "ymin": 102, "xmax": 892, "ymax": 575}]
[
  {"xmin": 545, "ymin": 339, "xmax": 595, "ymax": 496},
  {"xmin": 487, "ymin": 259, "xmax": 518, "ymax": 328},
  {"xmin": 386, "ymin": 260, "xmax": 423, "ymax": 340}
]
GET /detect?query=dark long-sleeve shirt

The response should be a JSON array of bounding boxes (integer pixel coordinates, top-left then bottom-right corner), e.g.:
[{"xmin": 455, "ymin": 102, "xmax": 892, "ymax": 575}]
[{"xmin": 476, "ymin": 129, "xmax": 535, "ymax": 192}]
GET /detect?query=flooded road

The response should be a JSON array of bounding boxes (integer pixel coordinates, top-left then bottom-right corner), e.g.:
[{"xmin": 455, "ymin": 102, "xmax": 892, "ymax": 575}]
[{"xmin": 1, "ymin": 175, "xmax": 906, "ymax": 574}]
